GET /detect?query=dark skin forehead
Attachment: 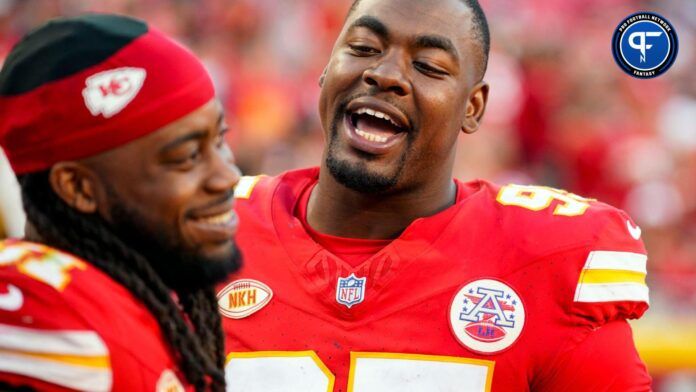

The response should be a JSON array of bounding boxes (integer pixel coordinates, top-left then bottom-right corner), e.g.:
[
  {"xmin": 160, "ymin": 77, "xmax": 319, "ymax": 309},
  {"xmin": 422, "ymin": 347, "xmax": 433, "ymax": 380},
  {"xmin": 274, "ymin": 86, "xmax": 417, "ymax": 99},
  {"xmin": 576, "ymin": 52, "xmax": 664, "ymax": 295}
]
[
  {"xmin": 344, "ymin": 0, "xmax": 483, "ymax": 82},
  {"xmin": 348, "ymin": 15, "xmax": 460, "ymax": 63},
  {"xmin": 83, "ymin": 100, "xmax": 225, "ymax": 175}
]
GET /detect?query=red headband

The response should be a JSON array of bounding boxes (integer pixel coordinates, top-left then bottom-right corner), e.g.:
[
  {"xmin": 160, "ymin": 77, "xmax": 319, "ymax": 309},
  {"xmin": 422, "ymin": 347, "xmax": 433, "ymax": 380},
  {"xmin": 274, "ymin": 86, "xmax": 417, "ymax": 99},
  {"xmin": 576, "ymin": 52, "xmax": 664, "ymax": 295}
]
[{"xmin": 0, "ymin": 27, "xmax": 215, "ymax": 174}]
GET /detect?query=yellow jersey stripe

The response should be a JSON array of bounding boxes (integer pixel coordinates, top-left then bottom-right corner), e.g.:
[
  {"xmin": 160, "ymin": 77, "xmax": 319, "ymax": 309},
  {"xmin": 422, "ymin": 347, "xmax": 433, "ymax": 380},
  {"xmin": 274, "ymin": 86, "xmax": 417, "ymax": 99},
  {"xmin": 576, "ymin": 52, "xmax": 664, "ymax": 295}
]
[
  {"xmin": 0, "ymin": 348, "xmax": 109, "ymax": 368},
  {"xmin": 579, "ymin": 269, "xmax": 646, "ymax": 285},
  {"xmin": 0, "ymin": 323, "xmax": 108, "ymax": 356},
  {"xmin": 0, "ymin": 351, "xmax": 112, "ymax": 392}
]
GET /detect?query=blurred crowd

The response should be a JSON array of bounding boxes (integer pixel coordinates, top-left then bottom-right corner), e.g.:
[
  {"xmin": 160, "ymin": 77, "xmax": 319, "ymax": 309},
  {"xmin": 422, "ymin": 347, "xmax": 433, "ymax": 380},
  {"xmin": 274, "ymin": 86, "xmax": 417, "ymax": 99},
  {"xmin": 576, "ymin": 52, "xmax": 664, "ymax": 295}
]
[{"xmin": 0, "ymin": 0, "xmax": 694, "ymax": 386}]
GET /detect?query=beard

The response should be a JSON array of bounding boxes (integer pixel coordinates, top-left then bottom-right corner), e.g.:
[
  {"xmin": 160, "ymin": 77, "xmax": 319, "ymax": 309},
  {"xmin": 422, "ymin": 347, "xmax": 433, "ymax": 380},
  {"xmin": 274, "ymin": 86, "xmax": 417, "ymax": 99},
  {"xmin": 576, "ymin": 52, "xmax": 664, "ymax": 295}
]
[
  {"xmin": 325, "ymin": 96, "xmax": 413, "ymax": 195},
  {"xmin": 106, "ymin": 188, "xmax": 241, "ymax": 292}
]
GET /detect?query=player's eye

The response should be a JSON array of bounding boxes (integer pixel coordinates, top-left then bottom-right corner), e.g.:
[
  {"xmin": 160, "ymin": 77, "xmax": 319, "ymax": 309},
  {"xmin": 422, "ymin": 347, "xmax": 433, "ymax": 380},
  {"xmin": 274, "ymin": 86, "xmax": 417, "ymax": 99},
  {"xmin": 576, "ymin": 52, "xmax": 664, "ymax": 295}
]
[
  {"xmin": 215, "ymin": 128, "xmax": 229, "ymax": 149},
  {"xmin": 349, "ymin": 44, "xmax": 380, "ymax": 56},
  {"xmin": 413, "ymin": 61, "xmax": 448, "ymax": 77},
  {"xmin": 165, "ymin": 145, "xmax": 203, "ymax": 170}
]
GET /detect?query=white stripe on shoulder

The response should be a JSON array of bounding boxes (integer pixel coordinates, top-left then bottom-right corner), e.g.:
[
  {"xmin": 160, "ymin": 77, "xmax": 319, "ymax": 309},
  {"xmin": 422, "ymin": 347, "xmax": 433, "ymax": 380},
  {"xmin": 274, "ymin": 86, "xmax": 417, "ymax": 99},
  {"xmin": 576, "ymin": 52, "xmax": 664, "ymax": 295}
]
[
  {"xmin": 0, "ymin": 351, "xmax": 112, "ymax": 392},
  {"xmin": 584, "ymin": 251, "xmax": 647, "ymax": 273},
  {"xmin": 234, "ymin": 176, "xmax": 263, "ymax": 199},
  {"xmin": 574, "ymin": 282, "xmax": 649, "ymax": 303},
  {"xmin": 0, "ymin": 323, "xmax": 108, "ymax": 356}
]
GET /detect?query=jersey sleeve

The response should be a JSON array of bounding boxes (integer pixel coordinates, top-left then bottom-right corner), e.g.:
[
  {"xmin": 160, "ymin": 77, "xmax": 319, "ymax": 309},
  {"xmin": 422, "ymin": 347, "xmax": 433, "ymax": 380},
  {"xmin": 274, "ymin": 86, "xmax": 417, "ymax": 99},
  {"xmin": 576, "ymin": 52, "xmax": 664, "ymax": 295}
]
[
  {"xmin": 570, "ymin": 206, "xmax": 649, "ymax": 326},
  {"xmin": 538, "ymin": 207, "xmax": 652, "ymax": 390},
  {"xmin": 536, "ymin": 320, "xmax": 651, "ymax": 391},
  {"xmin": 0, "ymin": 268, "xmax": 112, "ymax": 391}
]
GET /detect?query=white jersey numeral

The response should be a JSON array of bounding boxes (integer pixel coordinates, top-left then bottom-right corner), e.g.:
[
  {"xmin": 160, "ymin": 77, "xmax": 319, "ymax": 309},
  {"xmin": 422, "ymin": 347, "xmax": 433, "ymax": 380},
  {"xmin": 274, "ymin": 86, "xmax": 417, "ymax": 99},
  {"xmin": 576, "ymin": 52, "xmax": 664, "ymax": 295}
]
[{"xmin": 225, "ymin": 351, "xmax": 493, "ymax": 392}]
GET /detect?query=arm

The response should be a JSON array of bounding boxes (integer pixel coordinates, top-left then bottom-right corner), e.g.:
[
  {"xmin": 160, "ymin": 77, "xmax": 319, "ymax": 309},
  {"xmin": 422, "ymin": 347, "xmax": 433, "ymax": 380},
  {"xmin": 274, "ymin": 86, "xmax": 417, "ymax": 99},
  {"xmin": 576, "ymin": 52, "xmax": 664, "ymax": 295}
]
[
  {"xmin": 543, "ymin": 206, "xmax": 651, "ymax": 391},
  {"xmin": 0, "ymin": 275, "xmax": 112, "ymax": 392},
  {"xmin": 535, "ymin": 320, "xmax": 651, "ymax": 391}
]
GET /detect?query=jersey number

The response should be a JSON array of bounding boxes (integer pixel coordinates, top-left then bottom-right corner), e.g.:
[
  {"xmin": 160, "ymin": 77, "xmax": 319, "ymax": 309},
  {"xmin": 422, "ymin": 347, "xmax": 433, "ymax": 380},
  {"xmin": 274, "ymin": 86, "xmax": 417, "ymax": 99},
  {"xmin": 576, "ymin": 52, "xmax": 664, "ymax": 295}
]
[
  {"xmin": 225, "ymin": 351, "xmax": 494, "ymax": 392},
  {"xmin": 496, "ymin": 184, "xmax": 591, "ymax": 216},
  {"xmin": 0, "ymin": 242, "xmax": 86, "ymax": 290}
]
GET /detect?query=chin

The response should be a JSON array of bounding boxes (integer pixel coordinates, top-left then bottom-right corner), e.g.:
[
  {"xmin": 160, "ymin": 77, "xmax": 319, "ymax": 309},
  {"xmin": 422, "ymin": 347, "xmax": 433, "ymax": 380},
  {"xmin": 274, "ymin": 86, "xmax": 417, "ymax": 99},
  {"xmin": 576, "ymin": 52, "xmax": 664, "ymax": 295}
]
[
  {"xmin": 200, "ymin": 241, "xmax": 238, "ymax": 264},
  {"xmin": 326, "ymin": 151, "xmax": 401, "ymax": 194},
  {"xmin": 162, "ymin": 242, "xmax": 242, "ymax": 290}
]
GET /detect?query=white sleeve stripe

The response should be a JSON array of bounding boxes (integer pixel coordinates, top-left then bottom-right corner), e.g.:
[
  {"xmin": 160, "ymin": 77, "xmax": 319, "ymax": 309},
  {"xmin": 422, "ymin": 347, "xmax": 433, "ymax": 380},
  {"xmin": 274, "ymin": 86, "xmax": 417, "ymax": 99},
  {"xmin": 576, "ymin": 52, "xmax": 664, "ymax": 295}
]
[
  {"xmin": 574, "ymin": 282, "xmax": 650, "ymax": 303},
  {"xmin": 0, "ymin": 323, "xmax": 108, "ymax": 356},
  {"xmin": 233, "ymin": 176, "xmax": 261, "ymax": 199},
  {"xmin": 0, "ymin": 352, "xmax": 112, "ymax": 392},
  {"xmin": 584, "ymin": 251, "xmax": 647, "ymax": 274}
]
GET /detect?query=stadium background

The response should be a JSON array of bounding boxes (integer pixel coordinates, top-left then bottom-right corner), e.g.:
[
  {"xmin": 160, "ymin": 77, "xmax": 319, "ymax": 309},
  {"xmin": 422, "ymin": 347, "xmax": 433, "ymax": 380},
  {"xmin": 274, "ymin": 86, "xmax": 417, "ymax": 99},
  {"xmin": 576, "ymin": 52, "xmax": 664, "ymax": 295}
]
[{"xmin": 0, "ymin": 0, "xmax": 694, "ymax": 390}]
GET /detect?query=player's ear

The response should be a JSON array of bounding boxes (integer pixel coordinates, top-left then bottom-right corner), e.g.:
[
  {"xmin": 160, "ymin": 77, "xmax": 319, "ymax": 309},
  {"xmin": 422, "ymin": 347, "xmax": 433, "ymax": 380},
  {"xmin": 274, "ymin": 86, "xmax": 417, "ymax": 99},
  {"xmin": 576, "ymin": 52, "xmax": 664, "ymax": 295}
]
[
  {"xmin": 49, "ymin": 162, "xmax": 100, "ymax": 214},
  {"xmin": 319, "ymin": 67, "xmax": 328, "ymax": 88},
  {"xmin": 461, "ymin": 81, "xmax": 489, "ymax": 134}
]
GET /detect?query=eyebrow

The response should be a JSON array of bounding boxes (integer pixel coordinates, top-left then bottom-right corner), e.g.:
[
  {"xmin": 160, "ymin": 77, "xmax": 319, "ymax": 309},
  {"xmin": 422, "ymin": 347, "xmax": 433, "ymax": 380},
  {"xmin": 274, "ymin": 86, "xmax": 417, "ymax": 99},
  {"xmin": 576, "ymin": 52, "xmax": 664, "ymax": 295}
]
[
  {"xmin": 160, "ymin": 130, "xmax": 208, "ymax": 153},
  {"xmin": 347, "ymin": 16, "xmax": 459, "ymax": 63},
  {"xmin": 161, "ymin": 112, "xmax": 227, "ymax": 152},
  {"xmin": 348, "ymin": 15, "xmax": 389, "ymax": 39},
  {"xmin": 413, "ymin": 35, "xmax": 459, "ymax": 61}
]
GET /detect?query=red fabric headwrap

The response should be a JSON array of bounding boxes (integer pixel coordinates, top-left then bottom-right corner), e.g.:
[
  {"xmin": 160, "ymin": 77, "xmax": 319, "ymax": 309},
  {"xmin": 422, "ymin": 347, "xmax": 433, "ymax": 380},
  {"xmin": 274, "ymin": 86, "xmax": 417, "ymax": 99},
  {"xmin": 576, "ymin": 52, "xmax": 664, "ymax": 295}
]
[{"xmin": 0, "ymin": 27, "xmax": 215, "ymax": 174}]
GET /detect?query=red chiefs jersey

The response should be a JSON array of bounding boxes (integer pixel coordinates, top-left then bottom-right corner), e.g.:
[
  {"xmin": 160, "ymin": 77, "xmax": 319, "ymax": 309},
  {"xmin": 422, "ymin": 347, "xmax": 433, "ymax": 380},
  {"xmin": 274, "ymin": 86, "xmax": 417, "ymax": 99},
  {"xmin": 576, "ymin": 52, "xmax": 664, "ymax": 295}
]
[
  {"xmin": 0, "ymin": 239, "xmax": 190, "ymax": 392},
  {"xmin": 221, "ymin": 168, "xmax": 651, "ymax": 392}
]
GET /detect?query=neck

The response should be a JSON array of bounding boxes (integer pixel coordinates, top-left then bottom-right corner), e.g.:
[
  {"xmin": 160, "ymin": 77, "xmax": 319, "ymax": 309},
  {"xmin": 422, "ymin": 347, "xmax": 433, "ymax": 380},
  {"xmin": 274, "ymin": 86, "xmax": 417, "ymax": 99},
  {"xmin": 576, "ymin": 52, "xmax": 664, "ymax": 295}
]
[{"xmin": 306, "ymin": 167, "xmax": 456, "ymax": 239}]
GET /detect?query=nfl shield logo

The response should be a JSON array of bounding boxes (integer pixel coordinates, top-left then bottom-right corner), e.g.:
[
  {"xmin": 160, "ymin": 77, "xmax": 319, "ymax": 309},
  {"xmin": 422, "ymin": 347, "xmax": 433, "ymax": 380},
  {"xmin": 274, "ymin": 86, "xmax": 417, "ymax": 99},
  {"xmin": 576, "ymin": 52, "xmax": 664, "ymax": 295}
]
[{"xmin": 336, "ymin": 274, "xmax": 367, "ymax": 308}]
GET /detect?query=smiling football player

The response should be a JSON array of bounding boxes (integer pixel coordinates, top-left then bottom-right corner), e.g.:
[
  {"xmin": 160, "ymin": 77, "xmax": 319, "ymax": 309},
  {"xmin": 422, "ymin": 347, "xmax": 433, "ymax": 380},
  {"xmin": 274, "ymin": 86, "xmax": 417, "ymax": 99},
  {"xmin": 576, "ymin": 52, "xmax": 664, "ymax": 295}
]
[
  {"xmin": 0, "ymin": 14, "xmax": 241, "ymax": 391},
  {"xmin": 220, "ymin": 0, "xmax": 651, "ymax": 391}
]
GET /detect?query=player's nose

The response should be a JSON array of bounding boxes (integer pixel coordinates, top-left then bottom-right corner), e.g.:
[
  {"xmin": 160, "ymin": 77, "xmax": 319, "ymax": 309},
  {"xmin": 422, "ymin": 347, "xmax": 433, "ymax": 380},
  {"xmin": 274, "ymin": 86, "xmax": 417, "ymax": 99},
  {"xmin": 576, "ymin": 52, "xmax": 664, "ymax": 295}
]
[
  {"xmin": 205, "ymin": 145, "xmax": 241, "ymax": 194},
  {"xmin": 362, "ymin": 51, "xmax": 411, "ymax": 96}
]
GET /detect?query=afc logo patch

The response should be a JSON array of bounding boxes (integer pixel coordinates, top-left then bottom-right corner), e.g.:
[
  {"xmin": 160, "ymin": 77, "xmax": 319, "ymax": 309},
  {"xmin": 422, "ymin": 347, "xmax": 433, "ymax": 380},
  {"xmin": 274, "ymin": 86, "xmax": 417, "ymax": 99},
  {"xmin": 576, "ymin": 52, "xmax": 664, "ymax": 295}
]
[
  {"xmin": 336, "ymin": 273, "xmax": 366, "ymax": 308},
  {"xmin": 449, "ymin": 278, "xmax": 525, "ymax": 354}
]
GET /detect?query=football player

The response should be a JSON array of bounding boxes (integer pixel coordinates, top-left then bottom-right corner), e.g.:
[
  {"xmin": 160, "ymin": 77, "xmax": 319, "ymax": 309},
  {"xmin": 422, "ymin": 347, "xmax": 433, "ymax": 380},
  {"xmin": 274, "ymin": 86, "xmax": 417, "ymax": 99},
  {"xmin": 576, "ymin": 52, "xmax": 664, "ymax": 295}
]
[
  {"xmin": 220, "ymin": 0, "xmax": 651, "ymax": 391},
  {"xmin": 0, "ymin": 14, "xmax": 240, "ymax": 391}
]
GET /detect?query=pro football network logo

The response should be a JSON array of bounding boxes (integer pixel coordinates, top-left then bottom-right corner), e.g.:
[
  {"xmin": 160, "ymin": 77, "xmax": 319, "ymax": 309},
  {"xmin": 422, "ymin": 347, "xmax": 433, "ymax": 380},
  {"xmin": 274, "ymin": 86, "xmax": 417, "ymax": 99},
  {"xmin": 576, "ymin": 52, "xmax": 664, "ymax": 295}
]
[
  {"xmin": 336, "ymin": 273, "xmax": 366, "ymax": 308},
  {"xmin": 449, "ymin": 279, "xmax": 525, "ymax": 354},
  {"xmin": 612, "ymin": 12, "xmax": 678, "ymax": 78},
  {"xmin": 82, "ymin": 67, "xmax": 146, "ymax": 117}
]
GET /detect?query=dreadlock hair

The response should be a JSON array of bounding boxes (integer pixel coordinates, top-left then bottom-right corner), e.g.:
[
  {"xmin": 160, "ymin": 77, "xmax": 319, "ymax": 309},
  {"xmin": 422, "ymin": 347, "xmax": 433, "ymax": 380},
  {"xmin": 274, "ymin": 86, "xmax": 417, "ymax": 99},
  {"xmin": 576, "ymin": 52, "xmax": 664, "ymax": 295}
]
[
  {"xmin": 18, "ymin": 171, "xmax": 226, "ymax": 392},
  {"xmin": 347, "ymin": 0, "xmax": 491, "ymax": 78}
]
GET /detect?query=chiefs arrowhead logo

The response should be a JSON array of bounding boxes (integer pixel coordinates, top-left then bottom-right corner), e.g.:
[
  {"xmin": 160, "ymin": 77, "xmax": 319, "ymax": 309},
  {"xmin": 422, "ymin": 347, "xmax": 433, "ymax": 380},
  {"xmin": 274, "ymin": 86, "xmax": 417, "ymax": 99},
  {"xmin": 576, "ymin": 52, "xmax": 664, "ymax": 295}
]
[{"xmin": 82, "ymin": 67, "xmax": 146, "ymax": 118}]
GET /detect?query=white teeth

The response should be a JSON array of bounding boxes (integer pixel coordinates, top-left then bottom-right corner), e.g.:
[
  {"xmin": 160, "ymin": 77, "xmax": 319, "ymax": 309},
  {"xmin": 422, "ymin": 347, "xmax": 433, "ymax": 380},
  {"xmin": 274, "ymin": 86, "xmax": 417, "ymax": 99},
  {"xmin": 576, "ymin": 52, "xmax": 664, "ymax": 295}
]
[
  {"xmin": 355, "ymin": 128, "xmax": 388, "ymax": 143},
  {"xmin": 354, "ymin": 107, "xmax": 401, "ymax": 128},
  {"xmin": 198, "ymin": 210, "xmax": 234, "ymax": 225}
]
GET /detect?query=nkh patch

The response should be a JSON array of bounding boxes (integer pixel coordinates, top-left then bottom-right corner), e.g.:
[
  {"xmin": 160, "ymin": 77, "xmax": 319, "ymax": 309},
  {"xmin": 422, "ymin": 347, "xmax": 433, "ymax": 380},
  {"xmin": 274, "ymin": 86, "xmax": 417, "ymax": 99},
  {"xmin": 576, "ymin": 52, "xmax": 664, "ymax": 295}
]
[
  {"xmin": 336, "ymin": 273, "xmax": 366, "ymax": 308},
  {"xmin": 217, "ymin": 279, "xmax": 273, "ymax": 319},
  {"xmin": 82, "ymin": 67, "xmax": 146, "ymax": 118},
  {"xmin": 449, "ymin": 278, "xmax": 525, "ymax": 354}
]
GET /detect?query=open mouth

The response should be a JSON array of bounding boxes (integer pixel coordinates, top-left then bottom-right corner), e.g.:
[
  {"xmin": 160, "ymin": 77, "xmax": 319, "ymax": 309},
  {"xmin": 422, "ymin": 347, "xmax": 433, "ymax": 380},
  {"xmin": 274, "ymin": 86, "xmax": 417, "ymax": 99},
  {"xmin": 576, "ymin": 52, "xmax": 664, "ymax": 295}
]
[
  {"xmin": 350, "ymin": 107, "xmax": 406, "ymax": 142},
  {"xmin": 342, "ymin": 102, "xmax": 410, "ymax": 155}
]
